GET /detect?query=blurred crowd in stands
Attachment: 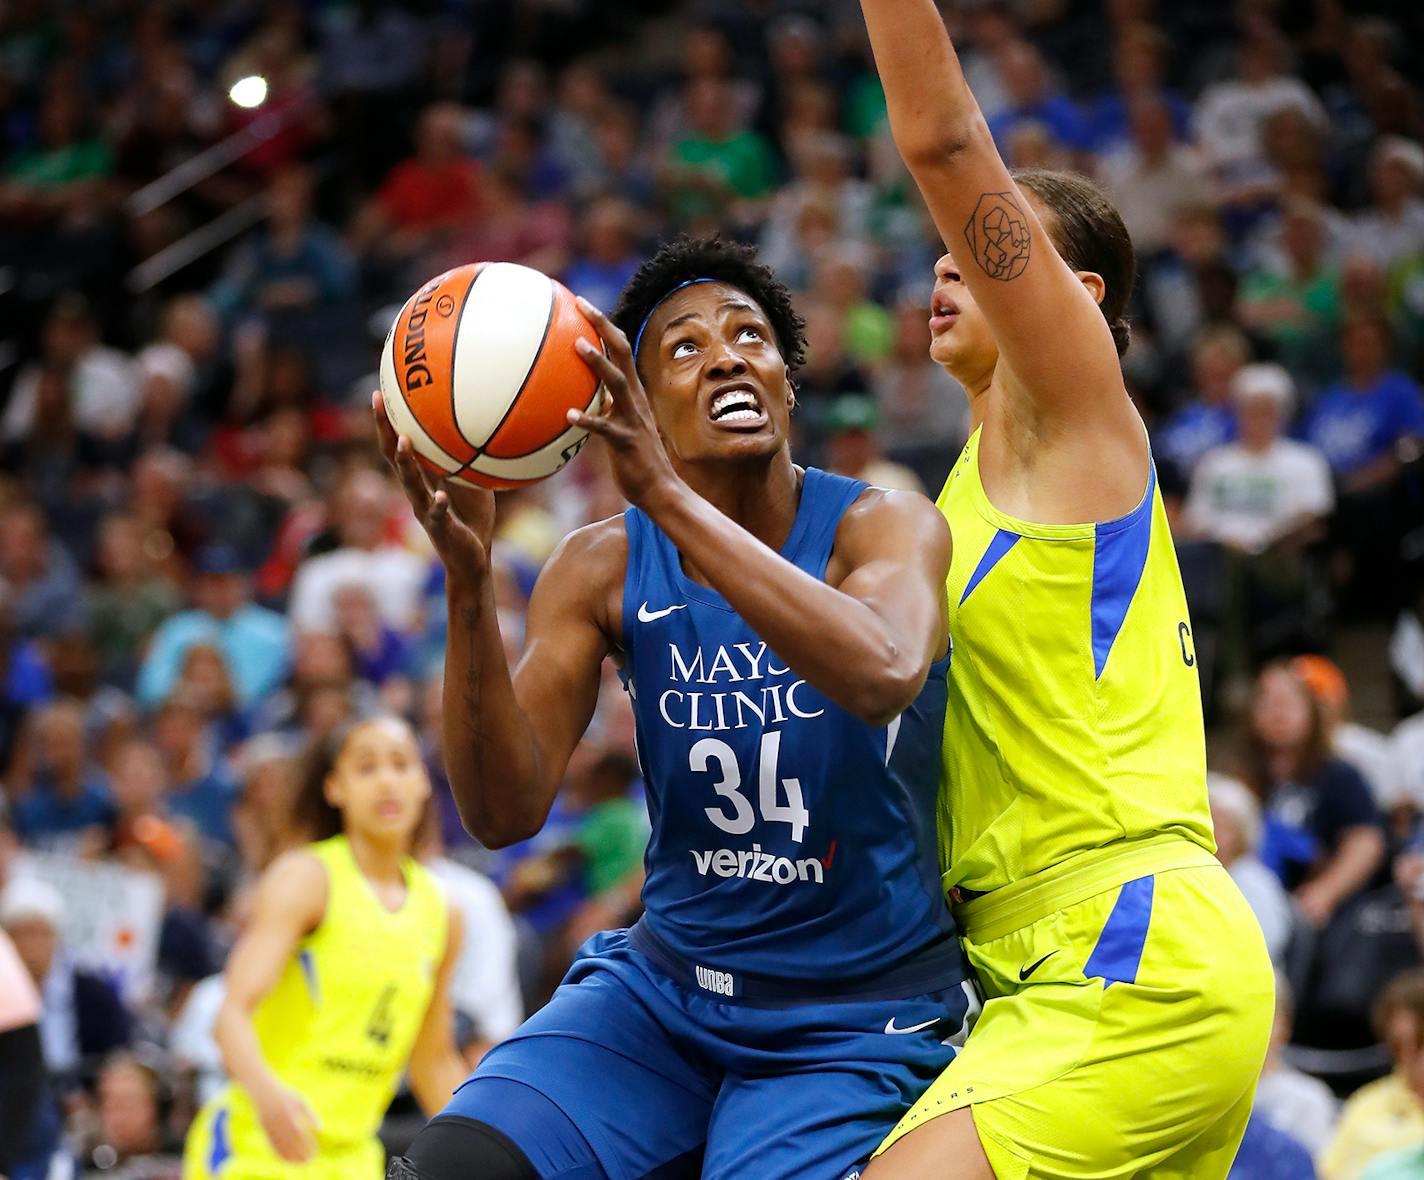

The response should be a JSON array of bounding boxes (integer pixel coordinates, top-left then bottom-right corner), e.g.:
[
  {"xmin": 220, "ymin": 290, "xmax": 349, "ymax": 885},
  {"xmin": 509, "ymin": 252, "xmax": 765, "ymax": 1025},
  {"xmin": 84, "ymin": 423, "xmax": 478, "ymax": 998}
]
[{"xmin": 1, "ymin": 0, "xmax": 1423, "ymax": 1176}]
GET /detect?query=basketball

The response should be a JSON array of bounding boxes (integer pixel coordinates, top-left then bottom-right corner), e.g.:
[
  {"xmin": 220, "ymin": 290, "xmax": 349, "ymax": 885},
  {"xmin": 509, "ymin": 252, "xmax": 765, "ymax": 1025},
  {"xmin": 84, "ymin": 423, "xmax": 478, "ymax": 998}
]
[{"xmin": 378, "ymin": 262, "xmax": 604, "ymax": 489}]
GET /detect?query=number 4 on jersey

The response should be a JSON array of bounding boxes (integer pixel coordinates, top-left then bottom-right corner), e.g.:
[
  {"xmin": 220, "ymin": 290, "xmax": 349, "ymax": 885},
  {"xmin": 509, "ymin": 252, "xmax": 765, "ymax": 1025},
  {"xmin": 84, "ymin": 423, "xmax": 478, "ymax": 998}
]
[{"xmin": 692, "ymin": 730, "xmax": 810, "ymax": 843}]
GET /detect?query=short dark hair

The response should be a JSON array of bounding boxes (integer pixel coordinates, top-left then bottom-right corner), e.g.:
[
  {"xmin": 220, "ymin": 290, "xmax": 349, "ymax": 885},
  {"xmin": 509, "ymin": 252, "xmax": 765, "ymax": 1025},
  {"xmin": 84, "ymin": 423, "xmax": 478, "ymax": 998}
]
[
  {"xmin": 1013, "ymin": 168, "xmax": 1136, "ymax": 357},
  {"xmin": 611, "ymin": 236, "xmax": 807, "ymax": 375}
]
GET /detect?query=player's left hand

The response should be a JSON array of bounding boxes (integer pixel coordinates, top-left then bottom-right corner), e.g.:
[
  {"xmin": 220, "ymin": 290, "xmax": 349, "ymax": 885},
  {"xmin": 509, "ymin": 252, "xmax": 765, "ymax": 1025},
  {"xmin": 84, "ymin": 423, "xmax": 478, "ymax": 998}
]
[{"xmin": 568, "ymin": 296, "xmax": 683, "ymax": 512}]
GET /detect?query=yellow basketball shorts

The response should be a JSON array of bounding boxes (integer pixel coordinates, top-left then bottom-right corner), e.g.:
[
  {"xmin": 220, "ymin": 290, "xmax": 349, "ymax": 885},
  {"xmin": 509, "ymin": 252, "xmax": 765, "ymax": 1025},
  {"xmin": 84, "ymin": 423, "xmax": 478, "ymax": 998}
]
[
  {"xmin": 183, "ymin": 1094, "xmax": 384, "ymax": 1180},
  {"xmin": 877, "ymin": 855, "xmax": 1274, "ymax": 1179}
]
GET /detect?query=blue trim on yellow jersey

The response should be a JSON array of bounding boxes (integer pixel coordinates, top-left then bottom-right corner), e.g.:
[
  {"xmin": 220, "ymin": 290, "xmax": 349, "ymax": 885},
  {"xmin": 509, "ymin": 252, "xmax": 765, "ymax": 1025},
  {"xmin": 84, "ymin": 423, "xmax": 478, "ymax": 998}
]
[
  {"xmin": 208, "ymin": 1106, "xmax": 231, "ymax": 1176},
  {"xmin": 959, "ymin": 528, "xmax": 1021, "ymax": 605},
  {"xmin": 297, "ymin": 947, "xmax": 319, "ymax": 1004},
  {"xmin": 1083, "ymin": 875, "xmax": 1155, "ymax": 988},
  {"xmin": 1090, "ymin": 465, "xmax": 1157, "ymax": 678}
]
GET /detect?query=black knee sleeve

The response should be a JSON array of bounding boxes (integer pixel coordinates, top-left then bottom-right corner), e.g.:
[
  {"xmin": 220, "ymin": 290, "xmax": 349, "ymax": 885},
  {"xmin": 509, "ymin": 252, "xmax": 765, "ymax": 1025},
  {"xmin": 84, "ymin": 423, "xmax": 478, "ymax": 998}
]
[{"xmin": 389, "ymin": 1116, "xmax": 540, "ymax": 1180}]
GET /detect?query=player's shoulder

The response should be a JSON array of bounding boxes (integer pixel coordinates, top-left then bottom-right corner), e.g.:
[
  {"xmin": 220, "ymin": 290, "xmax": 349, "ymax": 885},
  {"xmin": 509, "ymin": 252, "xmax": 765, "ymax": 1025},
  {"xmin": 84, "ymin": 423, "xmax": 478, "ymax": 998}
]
[
  {"xmin": 264, "ymin": 845, "xmax": 330, "ymax": 888},
  {"xmin": 544, "ymin": 513, "xmax": 629, "ymax": 580},
  {"xmin": 254, "ymin": 846, "xmax": 331, "ymax": 925},
  {"xmin": 835, "ymin": 484, "xmax": 951, "ymax": 555},
  {"xmin": 532, "ymin": 514, "xmax": 630, "ymax": 636}
]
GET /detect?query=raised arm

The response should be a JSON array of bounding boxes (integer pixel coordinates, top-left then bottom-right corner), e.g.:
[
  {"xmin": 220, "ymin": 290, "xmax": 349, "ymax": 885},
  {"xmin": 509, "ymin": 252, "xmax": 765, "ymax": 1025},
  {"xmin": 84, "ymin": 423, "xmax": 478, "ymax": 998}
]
[
  {"xmin": 375, "ymin": 396, "xmax": 615, "ymax": 849},
  {"xmin": 859, "ymin": 0, "xmax": 1133, "ymax": 433}
]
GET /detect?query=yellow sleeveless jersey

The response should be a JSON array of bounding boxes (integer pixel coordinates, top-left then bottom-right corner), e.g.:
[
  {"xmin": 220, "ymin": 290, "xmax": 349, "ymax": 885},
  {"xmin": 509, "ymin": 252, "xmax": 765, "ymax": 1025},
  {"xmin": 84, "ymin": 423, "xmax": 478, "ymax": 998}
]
[
  {"xmin": 938, "ymin": 427, "xmax": 1214, "ymax": 894},
  {"xmin": 195, "ymin": 836, "xmax": 447, "ymax": 1172}
]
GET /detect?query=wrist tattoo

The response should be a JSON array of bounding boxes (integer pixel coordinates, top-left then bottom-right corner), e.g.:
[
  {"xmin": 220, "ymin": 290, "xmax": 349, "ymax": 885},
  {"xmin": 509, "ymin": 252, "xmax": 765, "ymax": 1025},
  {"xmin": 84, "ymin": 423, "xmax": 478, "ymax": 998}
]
[{"xmin": 964, "ymin": 191, "xmax": 1031, "ymax": 281}]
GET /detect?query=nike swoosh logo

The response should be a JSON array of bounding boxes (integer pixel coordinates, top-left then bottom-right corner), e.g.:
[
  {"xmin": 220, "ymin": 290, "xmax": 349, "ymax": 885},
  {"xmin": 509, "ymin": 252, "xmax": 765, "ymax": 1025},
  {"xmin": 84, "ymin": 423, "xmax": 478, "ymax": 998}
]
[
  {"xmin": 1019, "ymin": 950, "xmax": 1060, "ymax": 981},
  {"xmin": 884, "ymin": 1016, "xmax": 942, "ymax": 1035},
  {"xmin": 638, "ymin": 602, "xmax": 687, "ymax": 623}
]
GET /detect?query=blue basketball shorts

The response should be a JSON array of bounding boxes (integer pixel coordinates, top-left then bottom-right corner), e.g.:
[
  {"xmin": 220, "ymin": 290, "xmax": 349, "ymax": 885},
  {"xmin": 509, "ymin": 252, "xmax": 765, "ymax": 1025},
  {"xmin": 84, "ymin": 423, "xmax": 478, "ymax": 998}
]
[{"xmin": 429, "ymin": 925, "xmax": 973, "ymax": 1180}]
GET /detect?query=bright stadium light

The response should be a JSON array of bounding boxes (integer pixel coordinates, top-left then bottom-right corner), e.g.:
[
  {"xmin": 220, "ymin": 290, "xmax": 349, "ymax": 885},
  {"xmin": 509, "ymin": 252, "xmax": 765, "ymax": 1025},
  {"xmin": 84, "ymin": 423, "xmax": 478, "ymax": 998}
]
[{"xmin": 229, "ymin": 75, "xmax": 268, "ymax": 109}]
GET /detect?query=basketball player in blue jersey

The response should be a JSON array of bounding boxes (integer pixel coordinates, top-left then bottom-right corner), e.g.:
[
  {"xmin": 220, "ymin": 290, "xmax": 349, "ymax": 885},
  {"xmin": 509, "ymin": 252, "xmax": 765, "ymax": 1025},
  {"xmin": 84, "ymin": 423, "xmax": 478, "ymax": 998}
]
[{"xmin": 375, "ymin": 237, "xmax": 973, "ymax": 1180}]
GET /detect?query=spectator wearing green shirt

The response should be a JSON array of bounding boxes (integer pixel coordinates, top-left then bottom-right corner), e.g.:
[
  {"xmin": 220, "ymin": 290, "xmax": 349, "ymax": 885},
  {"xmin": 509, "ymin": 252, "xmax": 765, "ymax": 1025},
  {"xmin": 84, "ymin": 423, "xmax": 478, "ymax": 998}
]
[
  {"xmin": 85, "ymin": 514, "xmax": 183, "ymax": 689},
  {"xmin": 817, "ymin": 248, "xmax": 895, "ymax": 367},
  {"xmin": 4, "ymin": 88, "xmax": 111, "ymax": 195},
  {"xmin": 665, "ymin": 77, "xmax": 779, "ymax": 228},
  {"xmin": 561, "ymin": 751, "xmax": 650, "ymax": 954},
  {"xmin": 1239, "ymin": 198, "xmax": 1342, "ymax": 387},
  {"xmin": 2, "ymin": 87, "xmax": 112, "ymax": 221}
]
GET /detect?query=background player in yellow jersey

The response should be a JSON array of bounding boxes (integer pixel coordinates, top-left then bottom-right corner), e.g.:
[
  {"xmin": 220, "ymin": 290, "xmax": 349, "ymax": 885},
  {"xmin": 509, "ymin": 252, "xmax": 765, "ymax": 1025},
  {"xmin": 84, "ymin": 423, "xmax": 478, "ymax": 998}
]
[
  {"xmin": 183, "ymin": 717, "xmax": 466, "ymax": 1179},
  {"xmin": 857, "ymin": 1, "xmax": 1276, "ymax": 1176}
]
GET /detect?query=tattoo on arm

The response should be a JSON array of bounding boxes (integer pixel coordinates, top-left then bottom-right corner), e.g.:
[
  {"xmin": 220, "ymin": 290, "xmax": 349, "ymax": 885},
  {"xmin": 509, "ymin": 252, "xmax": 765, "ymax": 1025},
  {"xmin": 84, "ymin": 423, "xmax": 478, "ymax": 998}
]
[{"xmin": 964, "ymin": 192, "xmax": 1032, "ymax": 281}]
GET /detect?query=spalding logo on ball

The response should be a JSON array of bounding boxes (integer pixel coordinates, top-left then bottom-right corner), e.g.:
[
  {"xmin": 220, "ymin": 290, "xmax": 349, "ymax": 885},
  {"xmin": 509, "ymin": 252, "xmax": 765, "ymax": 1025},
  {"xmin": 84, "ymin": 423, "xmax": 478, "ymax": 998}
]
[{"xmin": 379, "ymin": 262, "xmax": 604, "ymax": 489}]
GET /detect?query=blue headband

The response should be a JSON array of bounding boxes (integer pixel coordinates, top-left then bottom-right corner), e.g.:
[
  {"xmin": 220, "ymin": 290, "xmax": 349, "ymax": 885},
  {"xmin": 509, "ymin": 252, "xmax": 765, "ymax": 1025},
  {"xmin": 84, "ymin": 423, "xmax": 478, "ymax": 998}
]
[{"xmin": 632, "ymin": 277, "xmax": 719, "ymax": 359}]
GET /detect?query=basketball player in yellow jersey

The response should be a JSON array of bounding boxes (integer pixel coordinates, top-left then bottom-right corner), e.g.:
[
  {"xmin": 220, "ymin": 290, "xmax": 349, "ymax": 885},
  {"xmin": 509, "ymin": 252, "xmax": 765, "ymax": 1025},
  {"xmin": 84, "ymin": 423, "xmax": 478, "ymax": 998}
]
[
  {"xmin": 183, "ymin": 717, "xmax": 466, "ymax": 1180},
  {"xmin": 858, "ymin": 3, "xmax": 1274, "ymax": 1177}
]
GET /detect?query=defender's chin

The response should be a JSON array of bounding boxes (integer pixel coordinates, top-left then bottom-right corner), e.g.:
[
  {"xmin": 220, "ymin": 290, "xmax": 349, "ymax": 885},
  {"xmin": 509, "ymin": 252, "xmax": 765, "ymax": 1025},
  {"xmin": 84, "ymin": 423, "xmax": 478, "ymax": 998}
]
[
  {"xmin": 929, "ymin": 330, "xmax": 977, "ymax": 381},
  {"xmin": 928, "ymin": 331, "xmax": 958, "ymax": 368}
]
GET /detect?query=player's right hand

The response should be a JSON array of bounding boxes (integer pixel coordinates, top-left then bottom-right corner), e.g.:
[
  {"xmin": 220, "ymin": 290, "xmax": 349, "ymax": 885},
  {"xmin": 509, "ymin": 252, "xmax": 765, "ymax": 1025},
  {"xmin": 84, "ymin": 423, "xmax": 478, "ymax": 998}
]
[
  {"xmin": 254, "ymin": 1079, "xmax": 320, "ymax": 1163},
  {"xmin": 373, "ymin": 390, "xmax": 496, "ymax": 589}
]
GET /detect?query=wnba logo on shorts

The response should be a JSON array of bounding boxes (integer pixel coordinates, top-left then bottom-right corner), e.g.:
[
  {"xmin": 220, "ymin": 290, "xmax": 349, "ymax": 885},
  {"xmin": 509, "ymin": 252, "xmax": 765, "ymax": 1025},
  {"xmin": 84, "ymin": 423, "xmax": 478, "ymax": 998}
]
[{"xmin": 695, "ymin": 964, "xmax": 735, "ymax": 996}]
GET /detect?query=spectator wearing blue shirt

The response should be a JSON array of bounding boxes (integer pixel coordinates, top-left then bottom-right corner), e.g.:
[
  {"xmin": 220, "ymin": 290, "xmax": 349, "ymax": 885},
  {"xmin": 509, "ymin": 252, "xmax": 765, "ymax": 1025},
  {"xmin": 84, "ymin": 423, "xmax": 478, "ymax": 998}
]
[
  {"xmin": 10, "ymin": 700, "xmax": 114, "ymax": 851},
  {"xmin": 0, "ymin": 504, "xmax": 86, "ymax": 643},
  {"xmin": 1242, "ymin": 663, "xmax": 1385, "ymax": 928},
  {"xmin": 208, "ymin": 166, "xmax": 356, "ymax": 326},
  {"xmin": 1228, "ymin": 1112, "xmax": 1318, "ymax": 1179},
  {"xmin": 152, "ymin": 694, "xmax": 239, "ymax": 848},
  {"xmin": 1156, "ymin": 325, "xmax": 1249, "ymax": 477},
  {"xmin": 1303, "ymin": 313, "xmax": 1424, "ymax": 615},
  {"xmin": 987, "ymin": 41, "xmax": 1092, "ymax": 155},
  {"xmin": 561, "ymin": 197, "xmax": 643, "ymax": 316},
  {"xmin": 1305, "ymin": 315, "xmax": 1424, "ymax": 482},
  {"xmin": 136, "ymin": 546, "xmax": 290, "ymax": 713},
  {"xmin": 1084, "ymin": 24, "xmax": 1193, "ymax": 154},
  {"xmin": 0, "ymin": 607, "xmax": 53, "ymax": 776}
]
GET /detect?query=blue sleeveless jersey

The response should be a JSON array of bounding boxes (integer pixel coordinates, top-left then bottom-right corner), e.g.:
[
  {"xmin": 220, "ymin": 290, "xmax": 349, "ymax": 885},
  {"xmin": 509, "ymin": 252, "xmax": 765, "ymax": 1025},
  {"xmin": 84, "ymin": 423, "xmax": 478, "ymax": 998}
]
[{"xmin": 619, "ymin": 468, "xmax": 954, "ymax": 981}]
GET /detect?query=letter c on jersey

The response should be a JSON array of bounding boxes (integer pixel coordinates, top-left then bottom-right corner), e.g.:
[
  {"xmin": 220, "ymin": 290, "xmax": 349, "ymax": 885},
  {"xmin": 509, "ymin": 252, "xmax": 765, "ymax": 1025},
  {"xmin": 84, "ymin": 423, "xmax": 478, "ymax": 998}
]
[{"xmin": 1178, "ymin": 622, "xmax": 1195, "ymax": 668}]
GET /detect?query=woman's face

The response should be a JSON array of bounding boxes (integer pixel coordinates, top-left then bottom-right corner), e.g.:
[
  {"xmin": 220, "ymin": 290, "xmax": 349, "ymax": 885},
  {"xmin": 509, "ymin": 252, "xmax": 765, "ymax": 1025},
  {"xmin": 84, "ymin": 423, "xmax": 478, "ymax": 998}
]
[
  {"xmin": 98, "ymin": 1062, "xmax": 160, "ymax": 1154},
  {"xmin": 1251, "ymin": 667, "xmax": 1314, "ymax": 752},
  {"xmin": 929, "ymin": 249, "xmax": 1000, "ymax": 389},
  {"xmin": 325, "ymin": 718, "xmax": 430, "ymax": 844}
]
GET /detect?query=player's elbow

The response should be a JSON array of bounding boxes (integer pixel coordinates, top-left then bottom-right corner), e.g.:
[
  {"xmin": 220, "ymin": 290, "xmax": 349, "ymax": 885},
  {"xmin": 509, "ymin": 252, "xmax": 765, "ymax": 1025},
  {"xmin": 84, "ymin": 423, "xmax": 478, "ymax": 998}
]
[
  {"xmin": 455, "ymin": 793, "xmax": 542, "ymax": 850},
  {"xmin": 848, "ymin": 656, "xmax": 926, "ymax": 728},
  {"xmin": 461, "ymin": 810, "xmax": 540, "ymax": 851},
  {"xmin": 895, "ymin": 116, "xmax": 986, "ymax": 175}
]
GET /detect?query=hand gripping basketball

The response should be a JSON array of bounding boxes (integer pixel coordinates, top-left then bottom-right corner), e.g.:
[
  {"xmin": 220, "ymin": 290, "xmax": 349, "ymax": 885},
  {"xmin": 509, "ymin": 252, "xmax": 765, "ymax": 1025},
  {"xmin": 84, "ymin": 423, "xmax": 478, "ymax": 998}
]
[
  {"xmin": 373, "ymin": 391, "xmax": 496, "ymax": 589},
  {"xmin": 567, "ymin": 297, "xmax": 682, "ymax": 511}
]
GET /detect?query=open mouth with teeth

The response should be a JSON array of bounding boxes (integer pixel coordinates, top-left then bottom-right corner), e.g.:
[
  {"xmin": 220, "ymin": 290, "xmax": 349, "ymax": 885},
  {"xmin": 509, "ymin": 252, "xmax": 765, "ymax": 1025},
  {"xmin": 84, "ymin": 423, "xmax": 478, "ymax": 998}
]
[
  {"xmin": 708, "ymin": 385, "xmax": 767, "ymax": 429},
  {"xmin": 929, "ymin": 294, "xmax": 960, "ymax": 332}
]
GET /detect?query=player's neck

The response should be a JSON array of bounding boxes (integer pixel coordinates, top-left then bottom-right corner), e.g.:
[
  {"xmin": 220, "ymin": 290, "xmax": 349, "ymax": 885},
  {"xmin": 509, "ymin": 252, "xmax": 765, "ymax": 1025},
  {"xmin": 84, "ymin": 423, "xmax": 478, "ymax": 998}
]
[
  {"xmin": 681, "ymin": 449, "xmax": 803, "ymax": 557},
  {"xmin": 346, "ymin": 828, "xmax": 409, "ymax": 889}
]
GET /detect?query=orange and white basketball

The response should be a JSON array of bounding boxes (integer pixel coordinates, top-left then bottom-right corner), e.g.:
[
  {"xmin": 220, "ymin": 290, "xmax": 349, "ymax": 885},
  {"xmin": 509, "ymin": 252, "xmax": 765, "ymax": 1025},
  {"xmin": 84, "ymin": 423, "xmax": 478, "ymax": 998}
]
[{"xmin": 378, "ymin": 262, "xmax": 603, "ymax": 489}]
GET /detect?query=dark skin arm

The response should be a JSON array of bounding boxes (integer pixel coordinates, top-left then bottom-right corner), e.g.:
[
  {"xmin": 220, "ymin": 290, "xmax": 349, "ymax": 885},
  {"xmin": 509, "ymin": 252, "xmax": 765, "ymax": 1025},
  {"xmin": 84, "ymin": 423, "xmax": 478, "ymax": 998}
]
[
  {"xmin": 859, "ymin": 0, "xmax": 1147, "ymax": 523},
  {"xmin": 569, "ymin": 298, "xmax": 952, "ymax": 726},
  {"xmin": 376, "ymin": 292, "xmax": 950, "ymax": 843},
  {"xmin": 374, "ymin": 394, "xmax": 618, "ymax": 848}
]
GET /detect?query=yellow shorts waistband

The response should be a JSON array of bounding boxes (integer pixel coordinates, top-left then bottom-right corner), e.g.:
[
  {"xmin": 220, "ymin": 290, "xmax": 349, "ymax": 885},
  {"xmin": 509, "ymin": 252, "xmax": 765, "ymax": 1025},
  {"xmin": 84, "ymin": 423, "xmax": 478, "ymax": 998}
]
[{"xmin": 952, "ymin": 835, "xmax": 1221, "ymax": 943}]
